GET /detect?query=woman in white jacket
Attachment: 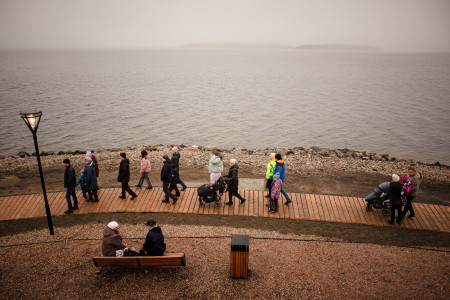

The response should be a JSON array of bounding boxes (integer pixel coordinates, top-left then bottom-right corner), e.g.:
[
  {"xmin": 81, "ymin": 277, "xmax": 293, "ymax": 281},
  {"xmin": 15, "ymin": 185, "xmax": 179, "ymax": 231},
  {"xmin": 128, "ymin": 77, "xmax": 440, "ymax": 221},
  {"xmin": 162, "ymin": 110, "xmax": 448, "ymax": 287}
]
[{"xmin": 135, "ymin": 150, "xmax": 153, "ymax": 189}]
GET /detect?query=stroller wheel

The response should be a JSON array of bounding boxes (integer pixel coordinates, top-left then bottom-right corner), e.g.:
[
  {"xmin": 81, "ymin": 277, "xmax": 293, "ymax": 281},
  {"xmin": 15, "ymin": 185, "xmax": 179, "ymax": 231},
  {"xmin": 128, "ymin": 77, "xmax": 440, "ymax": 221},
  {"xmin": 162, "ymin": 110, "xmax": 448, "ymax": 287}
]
[
  {"xmin": 382, "ymin": 207, "xmax": 391, "ymax": 217},
  {"xmin": 366, "ymin": 203, "xmax": 372, "ymax": 211}
]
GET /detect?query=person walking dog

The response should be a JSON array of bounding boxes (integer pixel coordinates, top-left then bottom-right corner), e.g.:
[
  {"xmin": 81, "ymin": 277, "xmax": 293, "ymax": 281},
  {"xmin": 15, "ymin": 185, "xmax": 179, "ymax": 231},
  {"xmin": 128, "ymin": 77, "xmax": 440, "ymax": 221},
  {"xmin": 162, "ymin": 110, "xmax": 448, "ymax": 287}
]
[
  {"xmin": 118, "ymin": 152, "xmax": 137, "ymax": 200},
  {"xmin": 63, "ymin": 158, "xmax": 78, "ymax": 214}
]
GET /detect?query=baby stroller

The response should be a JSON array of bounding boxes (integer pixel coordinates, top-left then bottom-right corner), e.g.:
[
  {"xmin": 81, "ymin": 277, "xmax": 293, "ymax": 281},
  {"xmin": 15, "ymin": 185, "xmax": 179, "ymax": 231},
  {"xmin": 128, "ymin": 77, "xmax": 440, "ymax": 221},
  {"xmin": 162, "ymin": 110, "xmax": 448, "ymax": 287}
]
[
  {"xmin": 197, "ymin": 177, "xmax": 227, "ymax": 208},
  {"xmin": 366, "ymin": 193, "xmax": 391, "ymax": 216}
]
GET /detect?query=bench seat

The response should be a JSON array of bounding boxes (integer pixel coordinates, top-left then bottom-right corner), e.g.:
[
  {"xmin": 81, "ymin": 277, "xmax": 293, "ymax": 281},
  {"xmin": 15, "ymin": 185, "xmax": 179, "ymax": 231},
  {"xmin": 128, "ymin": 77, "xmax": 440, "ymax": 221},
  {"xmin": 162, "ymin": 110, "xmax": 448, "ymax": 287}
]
[{"xmin": 92, "ymin": 253, "xmax": 186, "ymax": 267}]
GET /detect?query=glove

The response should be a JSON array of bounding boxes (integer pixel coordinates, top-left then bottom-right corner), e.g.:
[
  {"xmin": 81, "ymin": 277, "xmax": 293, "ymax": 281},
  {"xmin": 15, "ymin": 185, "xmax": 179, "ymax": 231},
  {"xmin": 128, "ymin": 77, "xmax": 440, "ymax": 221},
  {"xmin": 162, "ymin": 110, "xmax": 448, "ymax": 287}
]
[{"xmin": 271, "ymin": 197, "xmax": 274, "ymax": 201}]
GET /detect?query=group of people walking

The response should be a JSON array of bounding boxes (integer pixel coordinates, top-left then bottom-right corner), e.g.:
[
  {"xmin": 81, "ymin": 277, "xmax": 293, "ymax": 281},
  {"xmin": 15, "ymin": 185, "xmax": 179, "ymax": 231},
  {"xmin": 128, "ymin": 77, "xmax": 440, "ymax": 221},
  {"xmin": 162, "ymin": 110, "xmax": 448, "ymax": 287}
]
[{"xmin": 365, "ymin": 167, "xmax": 423, "ymax": 225}]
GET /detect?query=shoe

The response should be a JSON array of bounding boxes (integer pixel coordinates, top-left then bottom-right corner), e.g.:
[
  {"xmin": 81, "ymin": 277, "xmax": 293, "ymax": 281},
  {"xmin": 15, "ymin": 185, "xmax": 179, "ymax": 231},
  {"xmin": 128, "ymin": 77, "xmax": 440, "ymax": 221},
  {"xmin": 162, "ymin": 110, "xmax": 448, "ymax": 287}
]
[
  {"xmin": 146, "ymin": 186, "xmax": 153, "ymax": 189},
  {"xmin": 72, "ymin": 206, "xmax": 79, "ymax": 210},
  {"xmin": 407, "ymin": 214, "xmax": 415, "ymax": 218},
  {"xmin": 64, "ymin": 210, "xmax": 73, "ymax": 214},
  {"xmin": 83, "ymin": 196, "xmax": 87, "ymax": 199},
  {"xmin": 176, "ymin": 193, "xmax": 181, "ymax": 197},
  {"xmin": 181, "ymin": 187, "xmax": 187, "ymax": 191},
  {"xmin": 172, "ymin": 197, "xmax": 178, "ymax": 204},
  {"xmin": 240, "ymin": 198, "xmax": 246, "ymax": 204},
  {"xmin": 387, "ymin": 220, "xmax": 394, "ymax": 225},
  {"xmin": 119, "ymin": 196, "xmax": 126, "ymax": 199},
  {"xmin": 130, "ymin": 195, "xmax": 137, "ymax": 200},
  {"xmin": 264, "ymin": 194, "xmax": 270, "ymax": 198},
  {"xmin": 225, "ymin": 201, "xmax": 233, "ymax": 205},
  {"xmin": 162, "ymin": 199, "xmax": 170, "ymax": 203},
  {"xmin": 285, "ymin": 200, "xmax": 292, "ymax": 205},
  {"xmin": 135, "ymin": 185, "xmax": 142, "ymax": 188},
  {"xmin": 92, "ymin": 199, "xmax": 99, "ymax": 202},
  {"xmin": 86, "ymin": 198, "xmax": 92, "ymax": 202},
  {"xmin": 396, "ymin": 219, "xmax": 402, "ymax": 225}
]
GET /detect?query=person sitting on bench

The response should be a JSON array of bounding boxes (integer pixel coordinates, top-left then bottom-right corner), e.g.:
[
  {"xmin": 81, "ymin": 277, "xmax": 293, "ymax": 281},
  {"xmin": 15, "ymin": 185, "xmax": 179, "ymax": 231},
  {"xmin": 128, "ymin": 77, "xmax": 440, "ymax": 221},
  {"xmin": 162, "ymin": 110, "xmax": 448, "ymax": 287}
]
[
  {"xmin": 139, "ymin": 218, "xmax": 166, "ymax": 256},
  {"xmin": 102, "ymin": 221, "xmax": 127, "ymax": 257}
]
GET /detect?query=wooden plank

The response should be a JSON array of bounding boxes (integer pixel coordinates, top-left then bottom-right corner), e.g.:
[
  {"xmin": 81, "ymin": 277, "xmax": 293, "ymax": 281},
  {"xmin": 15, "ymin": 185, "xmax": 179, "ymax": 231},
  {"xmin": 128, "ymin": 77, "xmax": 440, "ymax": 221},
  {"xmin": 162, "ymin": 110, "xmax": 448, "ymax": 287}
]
[
  {"xmin": 352, "ymin": 197, "xmax": 370, "ymax": 225},
  {"xmin": 317, "ymin": 195, "xmax": 330, "ymax": 221},
  {"xmin": 177, "ymin": 187, "xmax": 191, "ymax": 214},
  {"xmin": 10, "ymin": 194, "xmax": 32, "ymax": 219},
  {"xmin": 327, "ymin": 195, "xmax": 340, "ymax": 222},
  {"xmin": 151, "ymin": 188, "xmax": 166, "ymax": 213},
  {"xmin": 261, "ymin": 191, "xmax": 269, "ymax": 218},
  {"xmin": 321, "ymin": 195, "xmax": 335, "ymax": 221},
  {"xmin": 421, "ymin": 204, "xmax": 443, "ymax": 231},
  {"xmin": 299, "ymin": 194, "xmax": 310, "ymax": 220},
  {"xmin": 412, "ymin": 204, "xmax": 434, "ymax": 231},
  {"xmin": 430, "ymin": 204, "xmax": 450, "ymax": 229},
  {"xmin": 305, "ymin": 194, "xmax": 317, "ymax": 220},
  {"xmin": 311, "ymin": 194, "xmax": 324, "ymax": 221},
  {"xmin": 13, "ymin": 194, "xmax": 36, "ymax": 219},
  {"xmin": 347, "ymin": 196, "xmax": 363, "ymax": 223},
  {"xmin": 136, "ymin": 187, "xmax": 155, "ymax": 213},
  {"xmin": 186, "ymin": 187, "xmax": 199, "ymax": 214},
  {"xmin": 418, "ymin": 203, "xmax": 441, "ymax": 231},
  {"xmin": 96, "ymin": 186, "xmax": 116, "ymax": 213},
  {"xmin": 0, "ymin": 196, "xmax": 16, "ymax": 220}
]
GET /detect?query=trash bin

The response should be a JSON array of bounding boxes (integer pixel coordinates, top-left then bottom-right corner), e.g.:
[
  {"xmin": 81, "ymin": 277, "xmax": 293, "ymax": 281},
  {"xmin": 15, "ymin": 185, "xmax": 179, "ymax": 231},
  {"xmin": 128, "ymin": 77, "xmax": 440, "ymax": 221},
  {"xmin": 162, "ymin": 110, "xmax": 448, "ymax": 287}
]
[{"xmin": 230, "ymin": 234, "xmax": 249, "ymax": 279}]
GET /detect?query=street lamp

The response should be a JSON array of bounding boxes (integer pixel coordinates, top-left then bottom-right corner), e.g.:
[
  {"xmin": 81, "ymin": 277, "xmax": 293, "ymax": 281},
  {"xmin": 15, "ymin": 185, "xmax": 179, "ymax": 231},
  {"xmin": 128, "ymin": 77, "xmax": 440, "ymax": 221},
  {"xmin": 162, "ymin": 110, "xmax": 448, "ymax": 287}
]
[{"xmin": 20, "ymin": 111, "xmax": 54, "ymax": 235}]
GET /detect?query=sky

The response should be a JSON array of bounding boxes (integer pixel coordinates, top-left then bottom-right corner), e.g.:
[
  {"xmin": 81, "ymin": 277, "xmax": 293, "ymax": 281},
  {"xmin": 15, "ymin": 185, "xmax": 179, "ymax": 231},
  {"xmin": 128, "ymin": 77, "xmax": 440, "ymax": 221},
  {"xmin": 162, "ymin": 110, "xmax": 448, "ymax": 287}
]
[{"xmin": 0, "ymin": 0, "xmax": 449, "ymax": 51}]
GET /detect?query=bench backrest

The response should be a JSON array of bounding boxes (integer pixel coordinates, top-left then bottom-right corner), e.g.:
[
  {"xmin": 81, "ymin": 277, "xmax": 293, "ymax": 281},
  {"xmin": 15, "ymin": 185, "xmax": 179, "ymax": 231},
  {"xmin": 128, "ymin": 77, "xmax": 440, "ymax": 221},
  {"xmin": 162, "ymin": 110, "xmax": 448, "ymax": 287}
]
[{"xmin": 93, "ymin": 253, "xmax": 186, "ymax": 267}]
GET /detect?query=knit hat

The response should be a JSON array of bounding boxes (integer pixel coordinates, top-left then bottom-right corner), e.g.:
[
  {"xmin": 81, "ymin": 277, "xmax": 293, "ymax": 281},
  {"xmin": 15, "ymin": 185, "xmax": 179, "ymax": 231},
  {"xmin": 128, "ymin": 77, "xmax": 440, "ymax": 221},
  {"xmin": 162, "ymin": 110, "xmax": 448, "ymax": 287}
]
[
  {"xmin": 107, "ymin": 221, "xmax": 119, "ymax": 230},
  {"xmin": 120, "ymin": 152, "xmax": 126, "ymax": 159},
  {"xmin": 230, "ymin": 159, "xmax": 237, "ymax": 164},
  {"xmin": 172, "ymin": 146, "xmax": 179, "ymax": 152},
  {"xmin": 392, "ymin": 174, "xmax": 400, "ymax": 182},
  {"xmin": 273, "ymin": 172, "xmax": 281, "ymax": 179},
  {"xmin": 84, "ymin": 157, "xmax": 92, "ymax": 162},
  {"xmin": 86, "ymin": 151, "xmax": 92, "ymax": 158},
  {"xmin": 80, "ymin": 168, "xmax": 85, "ymax": 173},
  {"xmin": 63, "ymin": 158, "xmax": 70, "ymax": 164},
  {"xmin": 270, "ymin": 153, "xmax": 276, "ymax": 159},
  {"xmin": 162, "ymin": 155, "xmax": 170, "ymax": 161},
  {"xmin": 402, "ymin": 176, "xmax": 408, "ymax": 183},
  {"xmin": 145, "ymin": 218, "xmax": 156, "ymax": 227},
  {"xmin": 275, "ymin": 154, "xmax": 282, "ymax": 160}
]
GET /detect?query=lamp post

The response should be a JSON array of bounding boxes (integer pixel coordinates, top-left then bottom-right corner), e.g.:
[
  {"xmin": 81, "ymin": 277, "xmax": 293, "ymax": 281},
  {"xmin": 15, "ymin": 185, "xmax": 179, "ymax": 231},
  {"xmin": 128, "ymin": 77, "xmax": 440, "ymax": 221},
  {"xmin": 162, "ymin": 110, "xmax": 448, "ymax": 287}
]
[{"xmin": 20, "ymin": 112, "xmax": 54, "ymax": 235}]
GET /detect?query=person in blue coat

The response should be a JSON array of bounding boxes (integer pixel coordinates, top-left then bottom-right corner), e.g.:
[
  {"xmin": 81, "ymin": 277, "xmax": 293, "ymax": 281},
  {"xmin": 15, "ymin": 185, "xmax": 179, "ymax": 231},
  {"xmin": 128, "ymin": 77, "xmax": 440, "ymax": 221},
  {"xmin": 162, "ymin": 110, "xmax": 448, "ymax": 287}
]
[
  {"xmin": 84, "ymin": 157, "xmax": 99, "ymax": 202},
  {"xmin": 273, "ymin": 154, "xmax": 292, "ymax": 204}
]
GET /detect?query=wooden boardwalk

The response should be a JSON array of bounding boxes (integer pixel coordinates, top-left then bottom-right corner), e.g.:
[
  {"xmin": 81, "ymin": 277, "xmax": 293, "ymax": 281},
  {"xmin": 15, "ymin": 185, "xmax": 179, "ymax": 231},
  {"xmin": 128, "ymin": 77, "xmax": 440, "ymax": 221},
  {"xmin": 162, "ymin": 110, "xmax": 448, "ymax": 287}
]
[{"xmin": 1, "ymin": 188, "xmax": 449, "ymax": 233}]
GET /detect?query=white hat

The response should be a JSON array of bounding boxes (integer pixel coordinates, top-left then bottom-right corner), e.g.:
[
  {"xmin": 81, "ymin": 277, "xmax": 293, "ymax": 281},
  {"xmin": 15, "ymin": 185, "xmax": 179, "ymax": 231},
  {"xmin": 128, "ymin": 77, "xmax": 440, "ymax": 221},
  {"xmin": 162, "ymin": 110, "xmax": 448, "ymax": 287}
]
[
  {"xmin": 392, "ymin": 174, "xmax": 400, "ymax": 182},
  {"xmin": 107, "ymin": 221, "xmax": 119, "ymax": 230},
  {"xmin": 230, "ymin": 159, "xmax": 237, "ymax": 164},
  {"xmin": 172, "ymin": 146, "xmax": 179, "ymax": 152}
]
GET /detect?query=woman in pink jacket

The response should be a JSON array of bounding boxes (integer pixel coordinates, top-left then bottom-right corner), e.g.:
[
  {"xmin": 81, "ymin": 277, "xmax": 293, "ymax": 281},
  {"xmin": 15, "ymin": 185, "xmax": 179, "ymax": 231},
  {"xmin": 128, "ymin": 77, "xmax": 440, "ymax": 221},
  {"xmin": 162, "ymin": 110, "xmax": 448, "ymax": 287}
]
[{"xmin": 135, "ymin": 150, "xmax": 153, "ymax": 189}]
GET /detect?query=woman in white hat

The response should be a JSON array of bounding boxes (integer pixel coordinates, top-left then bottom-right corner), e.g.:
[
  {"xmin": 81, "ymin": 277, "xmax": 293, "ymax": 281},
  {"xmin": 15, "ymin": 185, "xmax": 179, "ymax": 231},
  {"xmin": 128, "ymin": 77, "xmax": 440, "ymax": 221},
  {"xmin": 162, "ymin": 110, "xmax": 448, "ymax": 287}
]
[{"xmin": 102, "ymin": 221, "xmax": 127, "ymax": 257}]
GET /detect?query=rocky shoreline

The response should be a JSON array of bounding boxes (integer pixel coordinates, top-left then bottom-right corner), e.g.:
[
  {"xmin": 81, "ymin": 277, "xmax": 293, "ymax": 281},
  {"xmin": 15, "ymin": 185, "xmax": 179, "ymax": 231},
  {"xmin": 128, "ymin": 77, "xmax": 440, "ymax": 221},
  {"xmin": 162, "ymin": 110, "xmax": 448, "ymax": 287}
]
[{"xmin": 1, "ymin": 145, "xmax": 449, "ymax": 184}]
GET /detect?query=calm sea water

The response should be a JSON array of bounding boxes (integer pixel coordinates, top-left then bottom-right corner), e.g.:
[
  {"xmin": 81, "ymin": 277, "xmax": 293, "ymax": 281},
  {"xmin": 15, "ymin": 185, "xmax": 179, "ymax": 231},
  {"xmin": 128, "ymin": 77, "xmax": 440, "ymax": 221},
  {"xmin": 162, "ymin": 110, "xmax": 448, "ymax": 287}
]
[{"xmin": 0, "ymin": 49, "xmax": 449, "ymax": 164}]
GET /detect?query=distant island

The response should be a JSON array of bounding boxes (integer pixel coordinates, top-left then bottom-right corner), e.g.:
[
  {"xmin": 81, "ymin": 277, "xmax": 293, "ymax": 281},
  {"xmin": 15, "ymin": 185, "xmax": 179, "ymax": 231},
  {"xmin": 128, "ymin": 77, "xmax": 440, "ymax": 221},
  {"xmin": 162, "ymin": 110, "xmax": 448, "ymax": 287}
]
[
  {"xmin": 296, "ymin": 44, "xmax": 382, "ymax": 52},
  {"xmin": 181, "ymin": 43, "xmax": 294, "ymax": 49}
]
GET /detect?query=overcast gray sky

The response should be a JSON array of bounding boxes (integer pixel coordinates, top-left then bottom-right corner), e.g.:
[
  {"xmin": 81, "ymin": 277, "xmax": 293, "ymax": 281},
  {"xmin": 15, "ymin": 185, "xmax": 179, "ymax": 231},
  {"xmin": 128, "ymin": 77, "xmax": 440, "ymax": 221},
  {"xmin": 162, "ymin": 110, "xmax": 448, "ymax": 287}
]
[{"xmin": 0, "ymin": 0, "xmax": 449, "ymax": 51}]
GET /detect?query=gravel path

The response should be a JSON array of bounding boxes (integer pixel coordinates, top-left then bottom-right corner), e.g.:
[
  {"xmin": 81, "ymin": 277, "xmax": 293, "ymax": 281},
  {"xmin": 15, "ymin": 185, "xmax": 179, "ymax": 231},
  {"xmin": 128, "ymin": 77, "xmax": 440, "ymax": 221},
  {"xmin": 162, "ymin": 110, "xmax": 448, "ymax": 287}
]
[{"xmin": 1, "ymin": 224, "xmax": 449, "ymax": 299}]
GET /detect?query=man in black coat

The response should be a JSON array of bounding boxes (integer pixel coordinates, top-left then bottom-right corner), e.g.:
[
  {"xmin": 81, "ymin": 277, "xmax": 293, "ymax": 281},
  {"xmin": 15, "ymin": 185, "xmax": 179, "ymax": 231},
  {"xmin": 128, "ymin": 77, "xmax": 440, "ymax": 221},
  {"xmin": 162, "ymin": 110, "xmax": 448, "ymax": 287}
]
[
  {"xmin": 63, "ymin": 158, "xmax": 78, "ymax": 214},
  {"xmin": 140, "ymin": 218, "xmax": 166, "ymax": 256},
  {"xmin": 161, "ymin": 155, "xmax": 178, "ymax": 204},
  {"xmin": 388, "ymin": 174, "xmax": 403, "ymax": 225},
  {"xmin": 223, "ymin": 159, "xmax": 246, "ymax": 205},
  {"xmin": 118, "ymin": 153, "xmax": 137, "ymax": 200}
]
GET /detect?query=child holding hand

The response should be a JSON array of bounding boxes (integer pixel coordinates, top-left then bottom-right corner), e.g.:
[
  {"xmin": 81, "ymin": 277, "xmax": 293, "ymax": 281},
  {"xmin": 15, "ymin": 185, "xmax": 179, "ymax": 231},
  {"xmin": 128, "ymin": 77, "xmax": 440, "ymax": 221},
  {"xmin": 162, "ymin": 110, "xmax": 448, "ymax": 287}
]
[
  {"xmin": 269, "ymin": 172, "xmax": 282, "ymax": 213},
  {"xmin": 77, "ymin": 169, "xmax": 87, "ymax": 199}
]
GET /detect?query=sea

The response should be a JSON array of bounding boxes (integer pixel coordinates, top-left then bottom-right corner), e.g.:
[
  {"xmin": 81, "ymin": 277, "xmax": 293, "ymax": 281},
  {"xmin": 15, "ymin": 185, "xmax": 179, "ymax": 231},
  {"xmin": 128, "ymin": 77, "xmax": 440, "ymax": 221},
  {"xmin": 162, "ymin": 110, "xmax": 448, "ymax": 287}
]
[{"xmin": 0, "ymin": 49, "xmax": 449, "ymax": 164}]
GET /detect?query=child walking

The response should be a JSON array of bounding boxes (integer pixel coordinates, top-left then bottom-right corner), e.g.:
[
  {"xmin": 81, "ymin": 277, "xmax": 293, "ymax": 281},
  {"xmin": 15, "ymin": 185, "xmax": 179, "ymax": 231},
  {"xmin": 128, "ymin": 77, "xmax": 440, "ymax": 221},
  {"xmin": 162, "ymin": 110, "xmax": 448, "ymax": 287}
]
[
  {"xmin": 269, "ymin": 172, "xmax": 282, "ymax": 213},
  {"xmin": 77, "ymin": 169, "xmax": 87, "ymax": 199}
]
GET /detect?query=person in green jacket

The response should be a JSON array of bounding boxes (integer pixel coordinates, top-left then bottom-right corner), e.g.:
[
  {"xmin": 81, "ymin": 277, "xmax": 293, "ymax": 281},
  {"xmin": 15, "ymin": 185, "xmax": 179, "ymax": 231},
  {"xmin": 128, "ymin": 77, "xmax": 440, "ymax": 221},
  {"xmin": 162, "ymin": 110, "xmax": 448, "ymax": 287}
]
[
  {"xmin": 265, "ymin": 153, "xmax": 276, "ymax": 197},
  {"xmin": 208, "ymin": 150, "xmax": 224, "ymax": 184}
]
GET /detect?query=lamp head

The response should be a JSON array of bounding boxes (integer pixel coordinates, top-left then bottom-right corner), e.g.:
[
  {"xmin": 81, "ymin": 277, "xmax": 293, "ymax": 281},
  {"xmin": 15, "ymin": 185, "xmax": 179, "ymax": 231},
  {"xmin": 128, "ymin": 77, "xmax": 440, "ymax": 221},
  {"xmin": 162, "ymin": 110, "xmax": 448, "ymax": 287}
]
[{"xmin": 20, "ymin": 112, "xmax": 42, "ymax": 133}]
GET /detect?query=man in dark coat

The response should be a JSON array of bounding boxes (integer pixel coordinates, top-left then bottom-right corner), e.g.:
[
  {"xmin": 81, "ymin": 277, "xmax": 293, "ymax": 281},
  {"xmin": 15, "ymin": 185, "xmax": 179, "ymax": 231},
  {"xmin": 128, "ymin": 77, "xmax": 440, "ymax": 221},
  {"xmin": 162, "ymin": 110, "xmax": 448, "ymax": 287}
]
[
  {"xmin": 161, "ymin": 155, "xmax": 178, "ymax": 204},
  {"xmin": 63, "ymin": 158, "xmax": 78, "ymax": 214},
  {"xmin": 84, "ymin": 157, "xmax": 99, "ymax": 202},
  {"xmin": 171, "ymin": 146, "xmax": 187, "ymax": 191},
  {"xmin": 118, "ymin": 152, "xmax": 137, "ymax": 200},
  {"xmin": 169, "ymin": 164, "xmax": 181, "ymax": 197},
  {"xmin": 223, "ymin": 159, "xmax": 246, "ymax": 205},
  {"xmin": 140, "ymin": 218, "xmax": 166, "ymax": 256}
]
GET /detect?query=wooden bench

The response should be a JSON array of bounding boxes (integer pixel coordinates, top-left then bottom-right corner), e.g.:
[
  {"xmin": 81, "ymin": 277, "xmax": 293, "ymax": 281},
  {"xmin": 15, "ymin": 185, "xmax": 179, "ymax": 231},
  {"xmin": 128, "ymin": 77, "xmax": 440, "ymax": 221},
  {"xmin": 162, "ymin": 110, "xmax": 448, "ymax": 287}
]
[{"xmin": 92, "ymin": 253, "xmax": 186, "ymax": 267}]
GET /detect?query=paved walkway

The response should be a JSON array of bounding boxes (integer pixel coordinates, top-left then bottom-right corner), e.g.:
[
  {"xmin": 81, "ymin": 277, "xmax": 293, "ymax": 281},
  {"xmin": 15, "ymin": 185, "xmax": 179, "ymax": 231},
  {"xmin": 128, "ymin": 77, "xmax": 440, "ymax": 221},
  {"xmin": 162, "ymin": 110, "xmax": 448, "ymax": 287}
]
[{"xmin": 1, "ymin": 188, "xmax": 449, "ymax": 233}]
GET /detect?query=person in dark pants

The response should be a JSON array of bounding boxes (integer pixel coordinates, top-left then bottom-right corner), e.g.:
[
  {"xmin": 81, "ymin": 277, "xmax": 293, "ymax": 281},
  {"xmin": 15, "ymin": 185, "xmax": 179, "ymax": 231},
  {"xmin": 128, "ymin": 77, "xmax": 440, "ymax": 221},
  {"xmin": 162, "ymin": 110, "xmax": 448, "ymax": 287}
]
[
  {"xmin": 265, "ymin": 153, "xmax": 276, "ymax": 198},
  {"xmin": 387, "ymin": 174, "xmax": 402, "ymax": 225},
  {"xmin": 161, "ymin": 155, "xmax": 178, "ymax": 204},
  {"xmin": 118, "ymin": 152, "xmax": 137, "ymax": 200},
  {"xmin": 63, "ymin": 158, "xmax": 78, "ymax": 214},
  {"xmin": 84, "ymin": 157, "xmax": 99, "ymax": 202},
  {"xmin": 402, "ymin": 167, "xmax": 423, "ymax": 219},
  {"xmin": 76, "ymin": 169, "xmax": 87, "ymax": 199},
  {"xmin": 169, "ymin": 164, "xmax": 181, "ymax": 197},
  {"xmin": 224, "ymin": 159, "xmax": 246, "ymax": 205},
  {"xmin": 139, "ymin": 218, "xmax": 166, "ymax": 256},
  {"xmin": 171, "ymin": 147, "xmax": 187, "ymax": 191}
]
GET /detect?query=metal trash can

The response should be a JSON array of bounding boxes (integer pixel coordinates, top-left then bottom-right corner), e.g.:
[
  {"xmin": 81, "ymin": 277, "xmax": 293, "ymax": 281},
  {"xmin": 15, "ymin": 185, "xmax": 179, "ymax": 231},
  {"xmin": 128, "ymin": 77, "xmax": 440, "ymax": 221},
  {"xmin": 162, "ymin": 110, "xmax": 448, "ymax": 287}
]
[{"xmin": 230, "ymin": 234, "xmax": 249, "ymax": 279}]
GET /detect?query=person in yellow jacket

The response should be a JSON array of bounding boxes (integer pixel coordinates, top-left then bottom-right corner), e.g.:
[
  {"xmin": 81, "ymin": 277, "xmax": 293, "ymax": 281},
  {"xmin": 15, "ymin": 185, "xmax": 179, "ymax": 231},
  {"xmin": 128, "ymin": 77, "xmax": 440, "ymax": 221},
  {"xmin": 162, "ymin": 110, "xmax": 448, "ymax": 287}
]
[{"xmin": 265, "ymin": 153, "xmax": 277, "ymax": 197}]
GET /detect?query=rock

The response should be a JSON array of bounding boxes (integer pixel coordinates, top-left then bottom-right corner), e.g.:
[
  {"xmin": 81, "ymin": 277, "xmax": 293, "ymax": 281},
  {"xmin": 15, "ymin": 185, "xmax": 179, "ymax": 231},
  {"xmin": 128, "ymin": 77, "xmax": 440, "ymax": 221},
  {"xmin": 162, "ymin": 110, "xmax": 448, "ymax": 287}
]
[
  {"xmin": 285, "ymin": 150, "xmax": 295, "ymax": 156},
  {"xmin": 371, "ymin": 154, "xmax": 383, "ymax": 161},
  {"xmin": 362, "ymin": 156, "xmax": 370, "ymax": 160},
  {"xmin": 335, "ymin": 150, "xmax": 343, "ymax": 158},
  {"xmin": 17, "ymin": 151, "xmax": 31, "ymax": 158},
  {"xmin": 310, "ymin": 146, "xmax": 320, "ymax": 152},
  {"xmin": 388, "ymin": 157, "xmax": 396, "ymax": 161},
  {"xmin": 57, "ymin": 151, "xmax": 66, "ymax": 155},
  {"xmin": 293, "ymin": 147, "xmax": 305, "ymax": 151},
  {"xmin": 205, "ymin": 145, "xmax": 217, "ymax": 150}
]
